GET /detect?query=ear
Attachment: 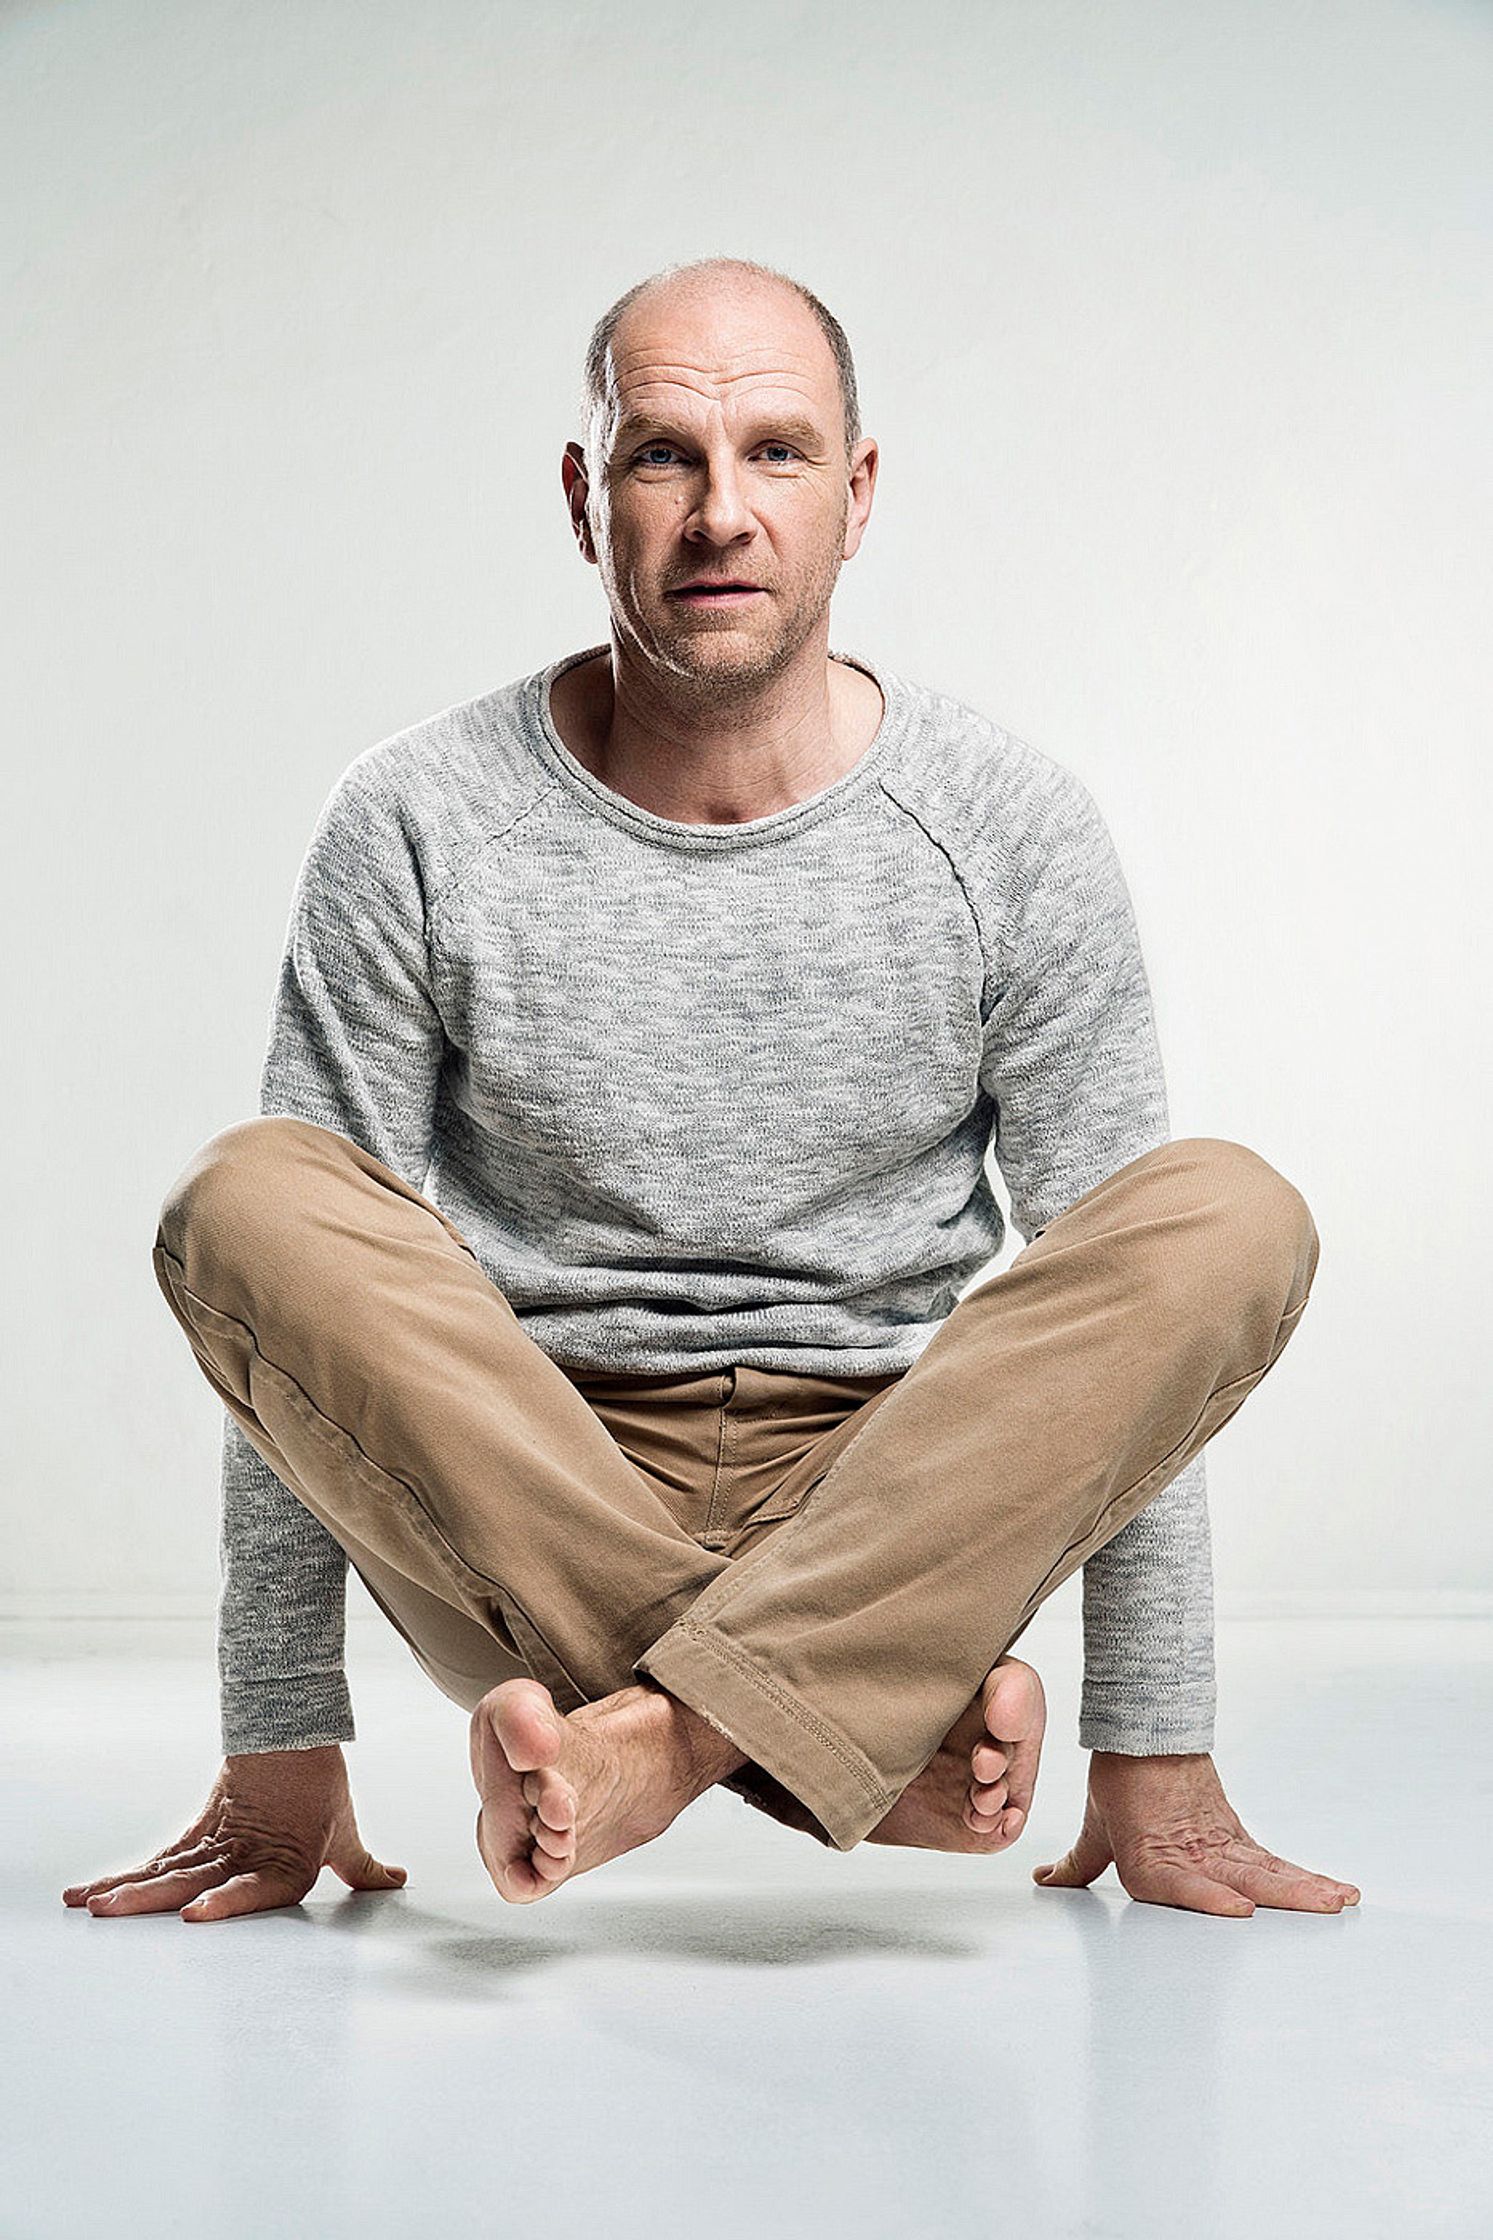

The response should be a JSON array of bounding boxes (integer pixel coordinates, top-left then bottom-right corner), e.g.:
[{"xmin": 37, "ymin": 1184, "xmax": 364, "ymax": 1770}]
[
  {"xmin": 561, "ymin": 443, "xmax": 598, "ymax": 565},
  {"xmin": 842, "ymin": 437, "xmax": 879, "ymax": 564}
]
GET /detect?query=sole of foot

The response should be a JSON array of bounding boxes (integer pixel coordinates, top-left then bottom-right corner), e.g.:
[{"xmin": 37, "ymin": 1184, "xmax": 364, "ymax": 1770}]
[
  {"xmin": 469, "ymin": 1678, "xmax": 581, "ymax": 1904},
  {"xmin": 469, "ymin": 1676, "xmax": 703, "ymax": 1906},
  {"xmin": 866, "ymin": 1653, "xmax": 1046, "ymax": 1854},
  {"xmin": 968, "ymin": 1653, "xmax": 1046, "ymax": 1848}
]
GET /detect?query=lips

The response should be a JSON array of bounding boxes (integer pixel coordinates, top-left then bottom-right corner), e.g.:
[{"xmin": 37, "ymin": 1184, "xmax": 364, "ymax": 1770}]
[{"xmin": 668, "ymin": 583, "xmax": 765, "ymax": 598}]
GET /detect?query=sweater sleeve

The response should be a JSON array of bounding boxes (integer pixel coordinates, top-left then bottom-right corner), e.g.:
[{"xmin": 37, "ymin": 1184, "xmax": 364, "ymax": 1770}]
[
  {"xmin": 219, "ymin": 753, "xmax": 446, "ymax": 1755},
  {"xmin": 977, "ymin": 765, "xmax": 1216, "ymax": 1755}
]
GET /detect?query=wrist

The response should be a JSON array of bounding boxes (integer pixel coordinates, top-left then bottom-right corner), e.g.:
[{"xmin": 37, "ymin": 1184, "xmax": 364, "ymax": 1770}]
[
  {"xmin": 1091, "ymin": 1749, "xmax": 1211, "ymax": 1762},
  {"xmin": 223, "ymin": 1743, "xmax": 347, "ymax": 1795},
  {"xmin": 226, "ymin": 1742, "xmax": 344, "ymax": 1762}
]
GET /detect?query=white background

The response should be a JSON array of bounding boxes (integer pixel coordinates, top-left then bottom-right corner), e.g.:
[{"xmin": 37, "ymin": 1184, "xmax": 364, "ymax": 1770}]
[{"xmin": 3, "ymin": 0, "xmax": 1488, "ymax": 1618}]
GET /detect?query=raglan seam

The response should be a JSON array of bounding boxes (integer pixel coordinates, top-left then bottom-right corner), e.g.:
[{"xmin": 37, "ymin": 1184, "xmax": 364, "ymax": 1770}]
[{"xmin": 874, "ymin": 776, "xmax": 993, "ymax": 1009}]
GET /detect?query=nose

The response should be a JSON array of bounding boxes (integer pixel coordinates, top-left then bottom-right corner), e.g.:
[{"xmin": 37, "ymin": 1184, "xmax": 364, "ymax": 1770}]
[{"xmin": 685, "ymin": 453, "xmax": 756, "ymax": 546}]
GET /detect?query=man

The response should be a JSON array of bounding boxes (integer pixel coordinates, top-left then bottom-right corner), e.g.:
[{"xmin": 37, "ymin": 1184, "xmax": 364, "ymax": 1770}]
[{"xmin": 64, "ymin": 256, "xmax": 1358, "ymax": 1922}]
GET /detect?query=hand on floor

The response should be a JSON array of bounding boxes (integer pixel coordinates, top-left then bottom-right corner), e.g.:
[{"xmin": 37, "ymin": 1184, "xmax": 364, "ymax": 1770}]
[
  {"xmin": 1033, "ymin": 1749, "xmax": 1361, "ymax": 1915},
  {"xmin": 61, "ymin": 1744, "xmax": 407, "ymax": 1921}
]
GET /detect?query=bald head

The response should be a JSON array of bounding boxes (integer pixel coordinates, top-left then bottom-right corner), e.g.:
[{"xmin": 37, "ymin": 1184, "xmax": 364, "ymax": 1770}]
[{"xmin": 581, "ymin": 257, "xmax": 861, "ymax": 474}]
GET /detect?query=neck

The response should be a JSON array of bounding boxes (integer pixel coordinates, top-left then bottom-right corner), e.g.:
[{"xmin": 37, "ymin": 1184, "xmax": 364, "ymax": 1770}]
[{"xmin": 550, "ymin": 628, "xmax": 883, "ymax": 826}]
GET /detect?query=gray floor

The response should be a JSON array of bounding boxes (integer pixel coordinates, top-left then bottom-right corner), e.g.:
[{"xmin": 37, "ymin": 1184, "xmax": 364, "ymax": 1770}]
[{"xmin": 3, "ymin": 1608, "xmax": 1490, "ymax": 2240}]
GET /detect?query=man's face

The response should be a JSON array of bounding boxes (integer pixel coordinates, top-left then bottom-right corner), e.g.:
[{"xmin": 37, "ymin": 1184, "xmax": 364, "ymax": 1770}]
[{"xmin": 565, "ymin": 279, "xmax": 876, "ymax": 699}]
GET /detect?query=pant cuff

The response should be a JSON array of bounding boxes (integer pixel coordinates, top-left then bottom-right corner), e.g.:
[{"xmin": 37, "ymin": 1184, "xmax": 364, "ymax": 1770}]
[
  {"xmin": 634, "ymin": 1615, "xmax": 898, "ymax": 1852},
  {"xmin": 718, "ymin": 1764, "xmax": 837, "ymax": 1847}
]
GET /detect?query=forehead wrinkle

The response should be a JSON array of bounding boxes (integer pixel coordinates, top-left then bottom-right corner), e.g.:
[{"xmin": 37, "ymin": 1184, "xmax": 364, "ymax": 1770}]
[
  {"xmin": 626, "ymin": 379, "xmax": 822, "ymax": 418},
  {"xmin": 614, "ymin": 351, "xmax": 827, "ymax": 402},
  {"xmin": 613, "ymin": 364, "xmax": 828, "ymax": 443}
]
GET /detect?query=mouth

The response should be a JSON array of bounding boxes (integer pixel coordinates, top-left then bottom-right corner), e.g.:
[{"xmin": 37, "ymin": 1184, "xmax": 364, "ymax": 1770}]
[{"xmin": 666, "ymin": 583, "xmax": 767, "ymax": 604}]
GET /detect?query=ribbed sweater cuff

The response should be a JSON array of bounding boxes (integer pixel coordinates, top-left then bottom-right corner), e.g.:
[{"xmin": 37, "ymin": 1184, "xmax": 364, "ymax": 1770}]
[
  {"xmin": 1078, "ymin": 1707, "xmax": 1216, "ymax": 1755},
  {"xmin": 221, "ymin": 1671, "xmax": 356, "ymax": 1756}
]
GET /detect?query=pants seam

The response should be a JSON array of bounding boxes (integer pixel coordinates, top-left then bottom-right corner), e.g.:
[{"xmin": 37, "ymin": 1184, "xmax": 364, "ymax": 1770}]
[
  {"xmin": 666, "ymin": 1614, "xmax": 895, "ymax": 1815},
  {"xmin": 1020, "ymin": 1294, "xmax": 1318, "ymax": 1609},
  {"xmin": 155, "ymin": 1242, "xmax": 600, "ymax": 1705},
  {"xmin": 1127, "ymin": 1295, "xmax": 1310, "ymax": 1471},
  {"xmin": 703, "ymin": 1378, "xmax": 733, "ymax": 1541},
  {"xmin": 678, "ymin": 1377, "xmax": 906, "ymax": 1627}
]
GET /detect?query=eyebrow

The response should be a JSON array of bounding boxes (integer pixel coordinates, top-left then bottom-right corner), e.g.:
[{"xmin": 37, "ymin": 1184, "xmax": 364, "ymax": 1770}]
[{"xmin": 612, "ymin": 412, "xmax": 828, "ymax": 455}]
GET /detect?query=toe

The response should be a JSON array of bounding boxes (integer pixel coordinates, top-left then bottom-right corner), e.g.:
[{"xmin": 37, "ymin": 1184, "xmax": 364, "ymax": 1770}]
[
  {"xmin": 980, "ymin": 1657, "xmax": 1047, "ymax": 1817},
  {"xmin": 972, "ymin": 1742, "xmax": 1008, "ymax": 1781},
  {"xmin": 532, "ymin": 1769, "xmax": 576, "ymax": 1834},
  {"xmin": 980, "ymin": 1656, "xmax": 1043, "ymax": 1743},
  {"xmin": 964, "ymin": 1801, "xmax": 1026, "ymax": 1849},
  {"xmin": 491, "ymin": 1678, "xmax": 566, "ymax": 1774},
  {"xmin": 528, "ymin": 1846, "xmax": 572, "ymax": 1884},
  {"xmin": 530, "ymin": 1818, "xmax": 573, "ymax": 1860},
  {"xmin": 502, "ymin": 1856, "xmax": 550, "ymax": 1902},
  {"xmin": 1005, "ymin": 1735, "xmax": 1043, "ymax": 1815}
]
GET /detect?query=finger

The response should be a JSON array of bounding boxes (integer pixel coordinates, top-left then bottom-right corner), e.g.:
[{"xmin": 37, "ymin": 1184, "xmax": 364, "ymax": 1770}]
[
  {"xmin": 65, "ymin": 1871, "xmax": 151, "ymax": 1906},
  {"xmin": 64, "ymin": 1846, "xmax": 216, "ymax": 1906},
  {"xmin": 1210, "ymin": 1856, "xmax": 1354, "ymax": 1913},
  {"xmin": 1121, "ymin": 1861, "xmax": 1254, "ymax": 1917},
  {"xmin": 1033, "ymin": 1822, "xmax": 1111, "ymax": 1889},
  {"xmin": 85, "ymin": 1861, "xmax": 233, "ymax": 1916},
  {"xmin": 329, "ymin": 1846, "xmax": 408, "ymax": 1891},
  {"xmin": 181, "ymin": 1870, "xmax": 309, "ymax": 1921},
  {"xmin": 1240, "ymin": 1849, "xmax": 1362, "ymax": 1906}
]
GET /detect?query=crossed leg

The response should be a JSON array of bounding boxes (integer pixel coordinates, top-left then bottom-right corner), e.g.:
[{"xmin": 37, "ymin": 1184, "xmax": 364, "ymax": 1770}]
[
  {"xmin": 467, "ymin": 1136, "xmax": 1317, "ymax": 1896},
  {"xmin": 156, "ymin": 1120, "xmax": 1316, "ymax": 1902}
]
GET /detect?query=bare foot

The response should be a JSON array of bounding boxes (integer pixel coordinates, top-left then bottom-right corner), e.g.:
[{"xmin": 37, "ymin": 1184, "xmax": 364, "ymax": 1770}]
[
  {"xmin": 866, "ymin": 1654, "xmax": 1047, "ymax": 1853},
  {"xmin": 469, "ymin": 1677, "xmax": 741, "ymax": 1904}
]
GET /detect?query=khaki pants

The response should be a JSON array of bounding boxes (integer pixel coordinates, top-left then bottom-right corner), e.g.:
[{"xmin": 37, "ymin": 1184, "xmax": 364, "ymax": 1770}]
[{"xmin": 153, "ymin": 1119, "xmax": 1318, "ymax": 1851}]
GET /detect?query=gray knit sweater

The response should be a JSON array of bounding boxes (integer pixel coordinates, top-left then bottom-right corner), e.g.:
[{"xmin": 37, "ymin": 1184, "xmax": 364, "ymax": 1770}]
[{"xmin": 216, "ymin": 643, "xmax": 1215, "ymax": 1759}]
